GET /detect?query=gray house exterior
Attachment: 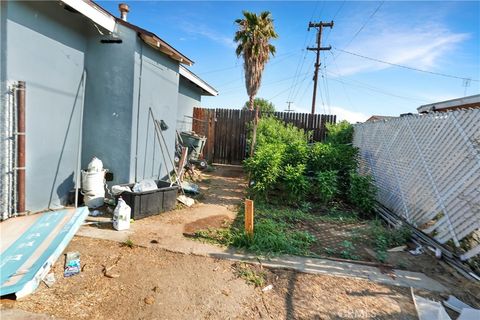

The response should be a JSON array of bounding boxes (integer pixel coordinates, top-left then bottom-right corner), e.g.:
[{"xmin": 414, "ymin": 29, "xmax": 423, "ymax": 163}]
[
  {"xmin": 177, "ymin": 66, "xmax": 218, "ymax": 132},
  {"xmin": 0, "ymin": 0, "xmax": 216, "ymax": 215}
]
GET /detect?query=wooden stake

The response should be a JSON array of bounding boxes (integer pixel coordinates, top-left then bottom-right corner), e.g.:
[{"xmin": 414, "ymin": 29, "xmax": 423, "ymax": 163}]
[{"xmin": 245, "ymin": 199, "xmax": 254, "ymax": 236}]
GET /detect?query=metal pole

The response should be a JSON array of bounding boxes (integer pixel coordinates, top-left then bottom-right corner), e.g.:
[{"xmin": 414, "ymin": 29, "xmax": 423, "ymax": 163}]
[
  {"xmin": 16, "ymin": 81, "xmax": 26, "ymax": 214},
  {"xmin": 75, "ymin": 70, "xmax": 87, "ymax": 208}
]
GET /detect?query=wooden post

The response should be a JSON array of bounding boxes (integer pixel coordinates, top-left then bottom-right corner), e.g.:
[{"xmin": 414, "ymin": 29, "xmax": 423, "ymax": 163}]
[{"xmin": 245, "ymin": 199, "xmax": 254, "ymax": 237}]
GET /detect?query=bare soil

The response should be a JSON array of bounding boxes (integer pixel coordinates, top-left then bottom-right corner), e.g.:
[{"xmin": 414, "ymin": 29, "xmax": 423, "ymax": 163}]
[
  {"xmin": 2, "ymin": 164, "xmax": 479, "ymax": 319},
  {"xmin": 1, "ymin": 236, "xmax": 422, "ymax": 320}
]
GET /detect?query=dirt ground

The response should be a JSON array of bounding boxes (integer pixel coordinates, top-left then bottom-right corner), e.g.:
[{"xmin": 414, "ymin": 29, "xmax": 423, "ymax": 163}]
[
  {"xmin": 1, "ymin": 236, "xmax": 421, "ymax": 320},
  {"xmin": 1, "ymin": 165, "xmax": 479, "ymax": 319}
]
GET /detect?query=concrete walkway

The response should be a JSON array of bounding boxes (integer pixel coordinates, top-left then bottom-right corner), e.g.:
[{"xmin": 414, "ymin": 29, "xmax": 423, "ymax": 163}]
[{"xmin": 76, "ymin": 203, "xmax": 447, "ymax": 293}]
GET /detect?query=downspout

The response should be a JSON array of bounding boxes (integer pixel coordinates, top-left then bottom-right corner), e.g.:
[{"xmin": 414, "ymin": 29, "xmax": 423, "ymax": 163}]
[
  {"xmin": 16, "ymin": 81, "xmax": 25, "ymax": 214},
  {"xmin": 74, "ymin": 70, "xmax": 87, "ymax": 208},
  {"xmin": 134, "ymin": 43, "xmax": 143, "ymax": 182}
]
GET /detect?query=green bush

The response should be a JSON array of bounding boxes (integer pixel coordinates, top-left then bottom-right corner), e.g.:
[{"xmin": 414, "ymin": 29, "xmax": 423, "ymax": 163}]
[
  {"xmin": 244, "ymin": 143, "xmax": 284, "ymax": 198},
  {"xmin": 326, "ymin": 120, "xmax": 354, "ymax": 145},
  {"xmin": 246, "ymin": 117, "xmax": 310, "ymax": 200},
  {"xmin": 348, "ymin": 171, "xmax": 376, "ymax": 214},
  {"xmin": 308, "ymin": 143, "xmax": 338, "ymax": 172},
  {"xmin": 308, "ymin": 143, "xmax": 358, "ymax": 194},
  {"xmin": 255, "ymin": 117, "xmax": 308, "ymax": 148},
  {"xmin": 282, "ymin": 164, "xmax": 310, "ymax": 201},
  {"xmin": 314, "ymin": 170, "xmax": 338, "ymax": 204}
]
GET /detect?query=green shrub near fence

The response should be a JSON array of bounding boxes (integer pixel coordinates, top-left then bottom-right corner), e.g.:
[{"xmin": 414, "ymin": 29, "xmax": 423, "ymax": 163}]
[{"xmin": 245, "ymin": 116, "xmax": 374, "ymax": 209}]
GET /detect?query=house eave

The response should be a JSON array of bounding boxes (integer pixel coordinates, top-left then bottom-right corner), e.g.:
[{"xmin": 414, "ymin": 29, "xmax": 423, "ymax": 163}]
[
  {"xmin": 179, "ymin": 66, "xmax": 218, "ymax": 96},
  {"xmin": 417, "ymin": 94, "xmax": 480, "ymax": 113},
  {"xmin": 139, "ymin": 33, "xmax": 193, "ymax": 66},
  {"xmin": 60, "ymin": 0, "xmax": 116, "ymax": 32}
]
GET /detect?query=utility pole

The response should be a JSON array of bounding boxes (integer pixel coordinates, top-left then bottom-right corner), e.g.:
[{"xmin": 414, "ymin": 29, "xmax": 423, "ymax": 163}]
[
  {"xmin": 285, "ymin": 101, "xmax": 294, "ymax": 112},
  {"xmin": 307, "ymin": 20, "xmax": 333, "ymax": 114}
]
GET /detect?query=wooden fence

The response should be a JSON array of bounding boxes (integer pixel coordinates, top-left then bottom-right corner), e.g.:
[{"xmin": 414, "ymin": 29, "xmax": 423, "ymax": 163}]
[{"xmin": 192, "ymin": 107, "xmax": 336, "ymax": 164}]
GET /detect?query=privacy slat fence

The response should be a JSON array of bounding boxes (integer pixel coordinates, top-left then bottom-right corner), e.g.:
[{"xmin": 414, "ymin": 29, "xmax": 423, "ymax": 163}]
[
  {"xmin": 353, "ymin": 109, "xmax": 480, "ymax": 260},
  {"xmin": 192, "ymin": 107, "xmax": 336, "ymax": 165}
]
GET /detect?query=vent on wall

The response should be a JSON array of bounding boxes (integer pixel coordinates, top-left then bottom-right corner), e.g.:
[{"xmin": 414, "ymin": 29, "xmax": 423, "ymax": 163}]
[{"xmin": 100, "ymin": 39, "xmax": 123, "ymax": 44}]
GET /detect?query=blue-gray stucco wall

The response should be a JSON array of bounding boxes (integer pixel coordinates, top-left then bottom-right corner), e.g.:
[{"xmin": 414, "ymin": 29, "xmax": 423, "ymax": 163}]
[
  {"xmin": 177, "ymin": 77, "xmax": 202, "ymax": 132},
  {"xmin": 3, "ymin": 1, "xmax": 94, "ymax": 211},
  {"xmin": 131, "ymin": 42, "xmax": 180, "ymax": 182},
  {"xmin": 3, "ymin": 1, "xmax": 192, "ymax": 212},
  {"xmin": 82, "ymin": 23, "xmax": 136, "ymax": 186}
]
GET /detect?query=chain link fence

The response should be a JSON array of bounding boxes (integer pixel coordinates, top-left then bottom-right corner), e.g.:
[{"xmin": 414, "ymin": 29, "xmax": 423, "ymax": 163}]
[{"xmin": 353, "ymin": 109, "xmax": 480, "ymax": 260}]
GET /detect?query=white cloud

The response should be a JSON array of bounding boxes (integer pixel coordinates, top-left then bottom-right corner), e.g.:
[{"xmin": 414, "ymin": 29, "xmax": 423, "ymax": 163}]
[
  {"xmin": 330, "ymin": 106, "xmax": 369, "ymax": 123},
  {"xmin": 330, "ymin": 23, "xmax": 469, "ymax": 77},
  {"xmin": 180, "ymin": 22, "xmax": 236, "ymax": 49}
]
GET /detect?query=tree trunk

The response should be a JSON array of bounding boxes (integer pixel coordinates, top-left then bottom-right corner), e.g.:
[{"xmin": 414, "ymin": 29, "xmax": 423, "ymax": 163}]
[
  {"xmin": 248, "ymin": 95, "xmax": 255, "ymax": 111},
  {"xmin": 250, "ymin": 105, "xmax": 260, "ymax": 157}
]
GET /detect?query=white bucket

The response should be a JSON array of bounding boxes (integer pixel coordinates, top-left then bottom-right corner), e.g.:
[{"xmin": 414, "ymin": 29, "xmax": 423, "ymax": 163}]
[{"xmin": 81, "ymin": 169, "xmax": 106, "ymax": 208}]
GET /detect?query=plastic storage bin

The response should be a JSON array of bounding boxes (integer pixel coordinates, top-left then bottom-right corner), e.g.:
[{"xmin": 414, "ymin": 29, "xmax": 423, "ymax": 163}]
[{"xmin": 115, "ymin": 180, "xmax": 178, "ymax": 220}]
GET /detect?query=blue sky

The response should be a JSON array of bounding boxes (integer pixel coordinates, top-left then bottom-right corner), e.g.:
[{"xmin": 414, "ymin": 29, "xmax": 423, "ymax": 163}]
[{"xmin": 99, "ymin": 1, "xmax": 480, "ymax": 122}]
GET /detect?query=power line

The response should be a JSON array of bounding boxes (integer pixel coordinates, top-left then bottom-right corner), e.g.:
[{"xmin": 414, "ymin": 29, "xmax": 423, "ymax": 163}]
[
  {"xmin": 292, "ymin": 65, "xmax": 314, "ymax": 102},
  {"xmin": 326, "ymin": 70, "xmax": 431, "ymax": 102},
  {"xmin": 221, "ymin": 70, "xmax": 311, "ymax": 95},
  {"xmin": 267, "ymin": 70, "xmax": 312, "ymax": 102},
  {"xmin": 329, "ymin": 1, "xmax": 384, "ymax": 65},
  {"xmin": 324, "ymin": 0, "xmax": 345, "ymax": 43},
  {"xmin": 321, "ymin": 64, "xmax": 331, "ymax": 114},
  {"xmin": 287, "ymin": 1, "xmax": 323, "ymax": 102},
  {"xmin": 342, "ymin": 1, "xmax": 384, "ymax": 51},
  {"xmin": 197, "ymin": 49, "xmax": 300, "ymax": 76},
  {"xmin": 334, "ymin": 47, "xmax": 479, "ymax": 82},
  {"xmin": 215, "ymin": 51, "xmax": 304, "ymax": 89},
  {"xmin": 329, "ymin": 51, "xmax": 355, "ymax": 112}
]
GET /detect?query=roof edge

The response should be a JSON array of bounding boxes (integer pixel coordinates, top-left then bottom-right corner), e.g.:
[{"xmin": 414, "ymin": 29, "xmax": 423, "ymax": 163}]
[
  {"xmin": 117, "ymin": 19, "xmax": 194, "ymax": 66},
  {"xmin": 81, "ymin": 1, "xmax": 193, "ymax": 66},
  {"xmin": 60, "ymin": 0, "xmax": 116, "ymax": 32},
  {"xmin": 418, "ymin": 94, "xmax": 480, "ymax": 113},
  {"xmin": 179, "ymin": 66, "xmax": 218, "ymax": 96}
]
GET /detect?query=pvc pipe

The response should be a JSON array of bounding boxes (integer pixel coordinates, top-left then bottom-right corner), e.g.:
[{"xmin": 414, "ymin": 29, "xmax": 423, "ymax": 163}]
[{"xmin": 75, "ymin": 70, "xmax": 87, "ymax": 208}]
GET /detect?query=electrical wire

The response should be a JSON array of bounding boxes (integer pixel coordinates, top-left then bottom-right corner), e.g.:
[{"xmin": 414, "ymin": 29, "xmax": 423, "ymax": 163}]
[
  {"xmin": 329, "ymin": 1, "xmax": 384, "ymax": 65},
  {"xmin": 220, "ymin": 70, "xmax": 311, "ymax": 95},
  {"xmin": 286, "ymin": 1, "xmax": 323, "ymax": 103},
  {"xmin": 329, "ymin": 51, "xmax": 355, "ymax": 111},
  {"xmin": 197, "ymin": 49, "xmax": 300, "ymax": 76},
  {"xmin": 268, "ymin": 70, "xmax": 312, "ymax": 101},
  {"xmin": 343, "ymin": 1, "xmax": 384, "ymax": 51},
  {"xmin": 324, "ymin": 0, "xmax": 345, "ymax": 43},
  {"xmin": 333, "ymin": 47, "xmax": 479, "ymax": 82},
  {"xmin": 215, "ymin": 51, "xmax": 303, "ymax": 90},
  {"xmin": 326, "ymin": 70, "xmax": 431, "ymax": 102},
  {"xmin": 292, "ymin": 56, "xmax": 316, "ymax": 102}
]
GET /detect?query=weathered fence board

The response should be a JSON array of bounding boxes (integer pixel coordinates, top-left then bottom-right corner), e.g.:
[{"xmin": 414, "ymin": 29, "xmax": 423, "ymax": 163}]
[
  {"xmin": 353, "ymin": 109, "xmax": 480, "ymax": 260},
  {"xmin": 193, "ymin": 107, "xmax": 336, "ymax": 165}
]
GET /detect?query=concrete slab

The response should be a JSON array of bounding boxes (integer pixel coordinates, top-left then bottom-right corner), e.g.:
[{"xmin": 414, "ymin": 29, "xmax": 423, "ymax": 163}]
[
  {"xmin": 76, "ymin": 225, "xmax": 132, "ymax": 243},
  {"xmin": 0, "ymin": 308, "xmax": 57, "ymax": 320},
  {"xmin": 206, "ymin": 251, "xmax": 448, "ymax": 293},
  {"xmin": 75, "ymin": 202, "xmax": 448, "ymax": 293}
]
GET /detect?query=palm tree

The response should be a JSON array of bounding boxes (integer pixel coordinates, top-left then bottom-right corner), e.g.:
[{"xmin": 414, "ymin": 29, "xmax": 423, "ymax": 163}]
[{"xmin": 234, "ymin": 11, "xmax": 278, "ymax": 156}]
